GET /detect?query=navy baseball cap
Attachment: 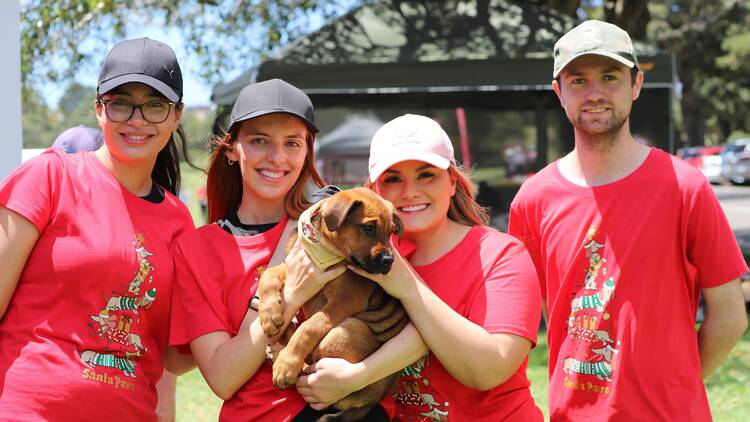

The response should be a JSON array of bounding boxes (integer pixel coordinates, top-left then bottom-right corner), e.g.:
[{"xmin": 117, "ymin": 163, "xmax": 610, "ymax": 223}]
[
  {"xmin": 228, "ymin": 79, "xmax": 318, "ymax": 133},
  {"xmin": 97, "ymin": 38, "xmax": 183, "ymax": 102}
]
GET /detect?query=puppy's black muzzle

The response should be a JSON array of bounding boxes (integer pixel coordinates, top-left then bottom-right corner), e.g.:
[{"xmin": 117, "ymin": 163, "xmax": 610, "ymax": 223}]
[{"xmin": 359, "ymin": 250, "xmax": 394, "ymax": 275}]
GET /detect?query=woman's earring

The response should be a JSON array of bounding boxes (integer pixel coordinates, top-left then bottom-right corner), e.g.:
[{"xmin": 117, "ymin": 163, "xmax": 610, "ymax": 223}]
[{"xmin": 227, "ymin": 157, "xmax": 235, "ymax": 166}]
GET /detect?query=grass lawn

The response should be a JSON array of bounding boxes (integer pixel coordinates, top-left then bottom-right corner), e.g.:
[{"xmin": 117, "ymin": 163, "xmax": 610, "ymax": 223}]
[{"xmin": 175, "ymin": 329, "xmax": 749, "ymax": 421}]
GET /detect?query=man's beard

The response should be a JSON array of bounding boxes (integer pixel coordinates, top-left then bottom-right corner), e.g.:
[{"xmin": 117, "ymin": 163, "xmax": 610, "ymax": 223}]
[{"xmin": 572, "ymin": 106, "xmax": 629, "ymax": 153}]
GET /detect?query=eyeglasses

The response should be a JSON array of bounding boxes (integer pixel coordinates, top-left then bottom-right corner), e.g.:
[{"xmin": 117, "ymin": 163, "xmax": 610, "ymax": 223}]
[{"xmin": 97, "ymin": 99, "xmax": 176, "ymax": 123}]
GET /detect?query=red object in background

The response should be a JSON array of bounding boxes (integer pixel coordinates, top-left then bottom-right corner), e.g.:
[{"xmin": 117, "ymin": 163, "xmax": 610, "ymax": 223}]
[
  {"xmin": 455, "ymin": 108, "xmax": 472, "ymax": 168},
  {"xmin": 196, "ymin": 185, "xmax": 207, "ymax": 201},
  {"xmin": 682, "ymin": 146, "xmax": 722, "ymax": 168}
]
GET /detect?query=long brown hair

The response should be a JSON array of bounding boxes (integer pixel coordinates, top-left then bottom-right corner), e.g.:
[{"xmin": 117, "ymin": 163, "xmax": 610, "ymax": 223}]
[
  {"xmin": 446, "ymin": 164, "xmax": 489, "ymax": 226},
  {"xmin": 206, "ymin": 121, "xmax": 325, "ymax": 223},
  {"xmin": 365, "ymin": 163, "xmax": 488, "ymax": 227}
]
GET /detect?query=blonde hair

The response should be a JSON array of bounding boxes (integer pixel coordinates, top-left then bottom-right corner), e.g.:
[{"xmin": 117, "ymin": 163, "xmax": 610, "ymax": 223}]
[{"xmin": 365, "ymin": 163, "xmax": 489, "ymax": 227}]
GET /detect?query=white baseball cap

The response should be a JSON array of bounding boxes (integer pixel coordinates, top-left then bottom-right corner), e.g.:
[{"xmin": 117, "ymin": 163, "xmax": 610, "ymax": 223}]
[
  {"xmin": 368, "ymin": 114, "xmax": 455, "ymax": 183},
  {"xmin": 553, "ymin": 20, "xmax": 638, "ymax": 78}
]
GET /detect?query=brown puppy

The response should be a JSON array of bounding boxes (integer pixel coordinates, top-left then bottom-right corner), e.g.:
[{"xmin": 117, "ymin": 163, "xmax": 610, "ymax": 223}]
[{"xmin": 258, "ymin": 188, "xmax": 409, "ymax": 421}]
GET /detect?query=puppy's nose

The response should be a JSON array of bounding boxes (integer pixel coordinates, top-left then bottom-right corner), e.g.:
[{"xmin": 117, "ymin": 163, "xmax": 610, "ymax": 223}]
[
  {"xmin": 372, "ymin": 251, "xmax": 394, "ymax": 274},
  {"xmin": 379, "ymin": 252, "xmax": 394, "ymax": 267}
]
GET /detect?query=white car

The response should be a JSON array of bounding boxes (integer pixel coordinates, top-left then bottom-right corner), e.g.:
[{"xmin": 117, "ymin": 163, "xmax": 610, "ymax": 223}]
[
  {"xmin": 721, "ymin": 139, "xmax": 750, "ymax": 185},
  {"xmin": 700, "ymin": 153, "xmax": 724, "ymax": 184}
]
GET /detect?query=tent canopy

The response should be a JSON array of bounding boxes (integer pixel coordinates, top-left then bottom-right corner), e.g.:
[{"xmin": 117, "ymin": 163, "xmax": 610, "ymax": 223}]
[
  {"xmin": 213, "ymin": 0, "xmax": 673, "ymax": 105},
  {"xmin": 316, "ymin": 115, "xmax": 384, "ymax": 157}
]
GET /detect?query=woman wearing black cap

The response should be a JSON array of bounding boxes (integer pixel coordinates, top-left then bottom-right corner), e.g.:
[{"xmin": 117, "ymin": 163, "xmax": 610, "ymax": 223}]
[
  {"xmin": 169, "ymin": 79, "xmax": 390, "ymax": 421},
  {"xmin": 0, "ymin": 38, "xmax": 195, "ymax": 420}
]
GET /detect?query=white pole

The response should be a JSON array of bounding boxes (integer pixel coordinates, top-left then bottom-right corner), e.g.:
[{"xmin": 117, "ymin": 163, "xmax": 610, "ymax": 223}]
[{"xmin": 0, "ymin": 0, "xmax": 22, "ymax": 180}]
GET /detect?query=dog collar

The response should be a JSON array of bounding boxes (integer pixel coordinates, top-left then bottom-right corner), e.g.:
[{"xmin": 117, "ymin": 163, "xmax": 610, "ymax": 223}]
[{"xmin": 298, "ymin": 201, "xmax": 345, "ymax": 269}]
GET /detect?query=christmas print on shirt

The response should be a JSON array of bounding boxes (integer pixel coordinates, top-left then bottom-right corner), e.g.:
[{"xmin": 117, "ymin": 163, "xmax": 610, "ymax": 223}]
[
  {"xmin": 392, "ymin": 355, "xmax": 450, "ymax": 421},
  {"xmin": 80, "ymin": 233, "xmax": 158, "ymax": 383},
  {"xmin": 562, "ymin": 226, "xmax": 621, "ymax": 394}
]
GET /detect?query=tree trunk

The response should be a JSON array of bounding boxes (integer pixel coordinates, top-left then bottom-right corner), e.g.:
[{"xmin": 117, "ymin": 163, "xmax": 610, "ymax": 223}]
[
  {"xmin": 679, "ymin": 70, "xmax": 706, "ymax": 147},
  {"xmin": 604, "ymin": 0, "xmax": 650, "ymax": 40},
  {"xmin": 521, "ymin": 0, "xmax": 580, "ymax": 17},
  {"xmin": 547, "ymin": 0, "xmax": 579, "ymax": 16}
]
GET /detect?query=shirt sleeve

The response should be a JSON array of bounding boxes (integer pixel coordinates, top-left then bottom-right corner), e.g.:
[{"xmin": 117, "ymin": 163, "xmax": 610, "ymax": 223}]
[
  {"xmin": 686, "ymin": 179, "xmax": 749, "ymax": 288},
  {"xmin": 508, "ymin": 199, "xmax": 547, "ymax": 300},
  {"xmin": 0, "ymin": 149, "xmax": 64, "ymax": 232},
  {"xmin": 169, "ymin": 239, "xmax": 233, "ymax": 350},
  {"xmin": 468, "ymin": 240, "xmax": 542, "ymax": 346}
]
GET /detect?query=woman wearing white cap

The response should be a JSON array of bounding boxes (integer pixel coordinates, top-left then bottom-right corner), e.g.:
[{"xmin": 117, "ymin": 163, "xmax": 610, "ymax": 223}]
[
  {"xmin": 168, "ymin": 79, "xmax": 390, "ymax": 421},
  {"xmin": 0, "ymin": 38, "xmax": 196, "ymax": 420},
  {"xmin": 296, "ymin": 114, "xmax": 544, "ymax": 421}
]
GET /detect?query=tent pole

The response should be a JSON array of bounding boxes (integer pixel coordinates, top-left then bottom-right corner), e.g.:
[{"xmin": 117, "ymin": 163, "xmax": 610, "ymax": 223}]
[{"xmin": 455, "ymin": 107, "xmax": 472, "ymax": 168}]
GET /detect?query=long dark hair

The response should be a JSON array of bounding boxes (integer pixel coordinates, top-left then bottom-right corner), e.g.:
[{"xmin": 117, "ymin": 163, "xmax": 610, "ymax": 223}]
[
  {"xmin": 152, "ymin": 106, "xmax": 201, "ymax": 195},
  {"xmin": 207, "ymin": 121, "xmax": 325, "ymax": 223}
]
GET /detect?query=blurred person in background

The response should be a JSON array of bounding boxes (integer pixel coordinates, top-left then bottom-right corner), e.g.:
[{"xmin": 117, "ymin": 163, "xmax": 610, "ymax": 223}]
[{"xmin": 52, "ymin": 125, "xmax": 104, "ymax": 153}]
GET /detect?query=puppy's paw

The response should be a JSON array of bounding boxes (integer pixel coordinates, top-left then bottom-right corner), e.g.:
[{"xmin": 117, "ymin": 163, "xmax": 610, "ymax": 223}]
[
  {"xmin": 259, "ymin": 301, "xmax": 285, "ymax": 338},
  {"xmin": 272, "ymin": 349, "xmax": 303, "ymax": 389}
]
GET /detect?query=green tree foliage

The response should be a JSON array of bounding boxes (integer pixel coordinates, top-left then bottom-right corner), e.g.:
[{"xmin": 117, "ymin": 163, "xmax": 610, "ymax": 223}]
[
  {"xmin": 21, "ymin": 0, "xmax": 359, "ymax": 89},
  {"xmin": 22, "ymin": 87, "xmax": 60, "ymax": 148},
  {"xmin": 649, "ymin": 0, "xmax": 750, "ymax": 145},
  {"xmin": 22, "ymin": 82, "xmax": 97, "ymax": 147}
]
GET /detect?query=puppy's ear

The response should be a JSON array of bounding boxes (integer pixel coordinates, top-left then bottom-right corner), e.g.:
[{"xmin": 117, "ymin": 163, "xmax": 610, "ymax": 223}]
[
  {"xmin": 392, "ymin": 213, "xmax": 404, "ymax": 238},
  {"xmin": 322, "ymin": 197, "xmax": 362, "ymax": 232}
]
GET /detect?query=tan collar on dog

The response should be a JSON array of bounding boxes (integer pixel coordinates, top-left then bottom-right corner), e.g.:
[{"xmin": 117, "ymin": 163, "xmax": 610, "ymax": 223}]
[{"xmin": 298, "ymin": 201, "xmax": 345, "ymax": 270}]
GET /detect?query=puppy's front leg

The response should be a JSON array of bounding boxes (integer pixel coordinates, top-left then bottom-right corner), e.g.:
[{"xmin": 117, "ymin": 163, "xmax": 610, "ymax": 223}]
[
  {"xmin": 258, "ymin": 264, "xmax": 287, "ymax": 338},
  {"xmin": 272, "ymin": 308, "xmax": 344, "ymax": 389}
]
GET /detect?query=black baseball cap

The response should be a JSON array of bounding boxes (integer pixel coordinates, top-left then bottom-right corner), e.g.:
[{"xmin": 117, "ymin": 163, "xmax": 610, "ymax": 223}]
[
  {"xmin": 97, "ymin": 38, "xmax": 183, "ymax": 102},
  {"xmin": 228, "ymin": 79, "xmax": 318, "ymax": 133}
]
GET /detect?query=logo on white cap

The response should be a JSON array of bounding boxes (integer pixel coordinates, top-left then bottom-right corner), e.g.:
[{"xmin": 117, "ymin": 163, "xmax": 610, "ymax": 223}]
[
  {"xmin": 368, "ymin": 114, "xmax": 455, "ymax": 183},
  {"xmin": 579, "ymin": 26, "xmax": 603, "ymax": 51}
]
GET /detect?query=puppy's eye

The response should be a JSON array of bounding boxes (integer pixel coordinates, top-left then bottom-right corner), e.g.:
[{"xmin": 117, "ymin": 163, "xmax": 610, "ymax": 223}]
[{"xmin": 360, "ymin": 223, "xmax": 376, "ymax": 236}]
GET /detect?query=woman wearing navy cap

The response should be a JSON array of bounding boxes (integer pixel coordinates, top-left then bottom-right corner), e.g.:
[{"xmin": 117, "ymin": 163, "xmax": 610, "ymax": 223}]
[
  {"xmin": 0, "ymin": 38, "xmax": 195, "ymax": 421},
  {"xmin": 169, "ymin": 79, "xmax": 391, "ymax": 421}
]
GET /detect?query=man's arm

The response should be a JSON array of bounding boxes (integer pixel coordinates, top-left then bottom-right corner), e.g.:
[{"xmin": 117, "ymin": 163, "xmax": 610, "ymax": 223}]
[{"xmin": 698, "ymin": 279, "xmax": 747, "ymax": 379}]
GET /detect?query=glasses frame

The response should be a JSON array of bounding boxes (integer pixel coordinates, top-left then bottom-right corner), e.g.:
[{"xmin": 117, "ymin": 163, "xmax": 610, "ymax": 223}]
[{"xmin": 97, "ymin": 99, "xmax": 176, "ymax": 124}]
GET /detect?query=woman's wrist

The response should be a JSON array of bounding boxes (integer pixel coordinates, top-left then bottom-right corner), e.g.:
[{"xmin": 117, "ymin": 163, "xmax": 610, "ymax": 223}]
[
  {"xmin": 350, "ymin": 361, "xmax": 369, "ymax": 391},
  {"xmin": 387, "ymin": 258, "xmax": 419, "ymax": 301}
]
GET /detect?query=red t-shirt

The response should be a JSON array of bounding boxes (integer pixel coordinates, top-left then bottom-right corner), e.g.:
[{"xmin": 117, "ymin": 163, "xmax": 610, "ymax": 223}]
[
  {"xmin": 170, "ymin": 217, "xmax": 311, "ymax": 422},
  {"xmin": 391, "ymin": 226, "xmax": 543, "ymax": 422},
  {"xmin": 509, "ymin": 148, "xmax": 748, "ymax": 421},
  {"xmin": 0, "ymin": 149, "xmax": 195, "ymax": 421}
]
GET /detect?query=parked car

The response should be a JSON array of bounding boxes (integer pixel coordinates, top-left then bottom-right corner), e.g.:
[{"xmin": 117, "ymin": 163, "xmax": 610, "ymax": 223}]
[
  {"xmin": 720, "ymin": 138, "xmax": 750, "ymax": 185},
  {"xmin": 678, "ymin": 145, "xmax": 724, "ymax": 184}
]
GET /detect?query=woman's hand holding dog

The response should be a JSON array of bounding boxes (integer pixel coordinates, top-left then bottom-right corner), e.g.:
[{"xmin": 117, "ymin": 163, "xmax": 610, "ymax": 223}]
[
  {"xmin": 347, "ymin": 251, "xmax": 420, "ymax": 301},
  {"xmin": 283, "ymin": 241, "xmax": 346, "ymax": 311},
  {"xmin": 296, "ymin": 358, "xmax": 367, "ymax": 410}
]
